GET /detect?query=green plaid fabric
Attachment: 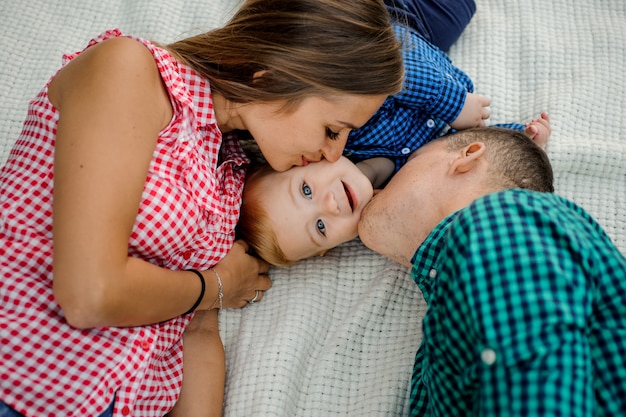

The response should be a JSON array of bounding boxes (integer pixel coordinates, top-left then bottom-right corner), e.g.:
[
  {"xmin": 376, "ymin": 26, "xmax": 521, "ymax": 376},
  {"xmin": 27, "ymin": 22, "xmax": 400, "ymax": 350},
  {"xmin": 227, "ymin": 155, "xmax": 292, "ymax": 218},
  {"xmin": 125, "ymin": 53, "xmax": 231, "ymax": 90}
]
[{"xmin": 410, "ymin": 190, "xmax": 626, "ymax": 416}]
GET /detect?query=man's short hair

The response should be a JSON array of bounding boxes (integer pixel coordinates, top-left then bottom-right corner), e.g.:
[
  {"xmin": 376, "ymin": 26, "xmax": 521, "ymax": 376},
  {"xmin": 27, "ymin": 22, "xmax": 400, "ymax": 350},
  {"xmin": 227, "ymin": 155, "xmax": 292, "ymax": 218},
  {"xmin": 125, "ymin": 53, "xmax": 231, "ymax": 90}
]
[{"xmin": 444, "ymin": 127, "xmax": 554, "ymax": 193}]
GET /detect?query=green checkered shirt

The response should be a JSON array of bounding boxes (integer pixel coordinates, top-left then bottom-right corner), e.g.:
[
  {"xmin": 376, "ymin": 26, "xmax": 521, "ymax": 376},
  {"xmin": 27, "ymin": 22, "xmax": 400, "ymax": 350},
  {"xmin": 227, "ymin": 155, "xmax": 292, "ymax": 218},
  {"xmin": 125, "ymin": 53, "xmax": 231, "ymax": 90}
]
[{"xmin": 410, "ymin": 189, "xmax": 626, "ymax": 416}]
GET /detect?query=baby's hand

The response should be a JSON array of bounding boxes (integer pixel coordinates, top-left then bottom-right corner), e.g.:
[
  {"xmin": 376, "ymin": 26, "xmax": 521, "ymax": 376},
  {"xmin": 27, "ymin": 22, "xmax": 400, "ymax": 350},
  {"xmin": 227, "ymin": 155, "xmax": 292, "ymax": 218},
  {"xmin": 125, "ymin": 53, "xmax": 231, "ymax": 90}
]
[
  {"xmin": 524, "ymin": 112, "xmax": 551, "ymax": 148},
  {"xmin": 449, "ymin": 93, "xmax": 491, "ymax": 130}
]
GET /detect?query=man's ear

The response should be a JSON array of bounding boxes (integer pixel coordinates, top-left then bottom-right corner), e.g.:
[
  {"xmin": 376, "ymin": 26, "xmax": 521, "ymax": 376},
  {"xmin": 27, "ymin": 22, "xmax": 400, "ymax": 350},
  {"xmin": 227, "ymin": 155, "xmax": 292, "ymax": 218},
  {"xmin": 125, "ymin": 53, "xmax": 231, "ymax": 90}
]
[{"xmin": 450, "ymin": 142, "xmax": 486, "ymax": 174}]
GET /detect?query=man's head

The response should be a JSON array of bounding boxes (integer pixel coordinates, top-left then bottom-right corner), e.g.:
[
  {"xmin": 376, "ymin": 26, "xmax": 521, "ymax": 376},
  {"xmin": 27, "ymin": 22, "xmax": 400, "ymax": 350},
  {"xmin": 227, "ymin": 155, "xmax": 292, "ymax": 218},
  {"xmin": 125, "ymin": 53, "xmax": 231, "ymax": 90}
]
[
  {"xmin": 358, "ymin": 127, "xmax": 554, "ymax": 267},
  {"xmin": 238, "ymin": 156, "xmax": 374, "ymax": 265}
]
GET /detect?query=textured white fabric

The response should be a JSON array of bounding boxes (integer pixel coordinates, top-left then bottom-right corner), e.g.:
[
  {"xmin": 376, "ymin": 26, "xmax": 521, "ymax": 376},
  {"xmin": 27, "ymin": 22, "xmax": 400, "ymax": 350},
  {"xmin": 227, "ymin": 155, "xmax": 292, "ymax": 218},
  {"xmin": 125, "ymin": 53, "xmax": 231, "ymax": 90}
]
[{"xmin": 1, "ymin": 0, "xmax": 624, "ymax": 415}]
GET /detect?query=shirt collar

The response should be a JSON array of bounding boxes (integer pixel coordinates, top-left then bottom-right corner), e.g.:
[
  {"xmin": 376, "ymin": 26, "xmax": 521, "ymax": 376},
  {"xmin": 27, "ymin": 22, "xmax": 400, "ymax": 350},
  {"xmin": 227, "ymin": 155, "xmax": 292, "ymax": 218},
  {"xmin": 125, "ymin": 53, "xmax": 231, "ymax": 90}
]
[
  {"xmin": 178, "ymin": 65, "xmax": 218, "ymax": 129},
  {"xmin": 176, "ymin": 62, "xmax": 248, "ymax": 166},
  {"xmin": 410, "ymin": 211, "xmax": 458, "ymax": 302}
]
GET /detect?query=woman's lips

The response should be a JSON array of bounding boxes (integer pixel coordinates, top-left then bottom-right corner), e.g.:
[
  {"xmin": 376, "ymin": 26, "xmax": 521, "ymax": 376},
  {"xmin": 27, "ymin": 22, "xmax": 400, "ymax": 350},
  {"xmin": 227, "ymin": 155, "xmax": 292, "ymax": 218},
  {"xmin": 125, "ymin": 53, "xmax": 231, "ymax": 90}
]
[{"xmin": 301, "ymin": 156, "xmax": 320, "ymax": 167}]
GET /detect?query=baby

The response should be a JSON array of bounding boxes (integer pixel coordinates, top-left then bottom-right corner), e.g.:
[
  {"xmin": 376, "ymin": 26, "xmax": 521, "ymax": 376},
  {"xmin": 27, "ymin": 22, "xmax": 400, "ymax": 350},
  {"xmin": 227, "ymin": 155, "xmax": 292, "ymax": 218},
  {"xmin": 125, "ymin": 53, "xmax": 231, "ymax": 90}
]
[
  {"xmin": 342, "ymin": 21, "xmax": 535, "ymax": 181},
  {"xmin": 238, "ymin": 114, "xmax": 551, "ymax": 266}
]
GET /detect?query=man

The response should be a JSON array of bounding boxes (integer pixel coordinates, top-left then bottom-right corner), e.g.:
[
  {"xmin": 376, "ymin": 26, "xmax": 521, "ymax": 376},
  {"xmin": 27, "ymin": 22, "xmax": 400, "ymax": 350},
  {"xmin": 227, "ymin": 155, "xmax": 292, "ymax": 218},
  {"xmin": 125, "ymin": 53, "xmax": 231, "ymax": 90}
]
[{"xmin": 358, "ymin": 126, "xmax": 626, "ymax": 416}]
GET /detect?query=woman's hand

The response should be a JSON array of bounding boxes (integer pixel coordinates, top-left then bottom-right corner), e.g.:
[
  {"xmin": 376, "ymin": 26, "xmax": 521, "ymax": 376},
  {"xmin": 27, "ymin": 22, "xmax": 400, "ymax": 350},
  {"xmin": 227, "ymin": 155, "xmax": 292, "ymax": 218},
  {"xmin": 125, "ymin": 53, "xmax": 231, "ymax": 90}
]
[{"xmin": 208, "ymin": 240, "xmax": 272, "ymax": 309}]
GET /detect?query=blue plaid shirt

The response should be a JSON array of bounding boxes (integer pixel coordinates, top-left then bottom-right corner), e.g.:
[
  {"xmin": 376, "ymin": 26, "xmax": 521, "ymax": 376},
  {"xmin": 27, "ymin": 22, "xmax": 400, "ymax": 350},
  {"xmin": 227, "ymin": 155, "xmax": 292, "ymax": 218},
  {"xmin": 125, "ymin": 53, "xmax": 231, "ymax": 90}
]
[
  {"xmin": 410, "ymin": 189, "xmax": 626, "ymax": 416},
  {"xmin": 346, "ymin": 25, "xmax": 523, "ymax": 173}
]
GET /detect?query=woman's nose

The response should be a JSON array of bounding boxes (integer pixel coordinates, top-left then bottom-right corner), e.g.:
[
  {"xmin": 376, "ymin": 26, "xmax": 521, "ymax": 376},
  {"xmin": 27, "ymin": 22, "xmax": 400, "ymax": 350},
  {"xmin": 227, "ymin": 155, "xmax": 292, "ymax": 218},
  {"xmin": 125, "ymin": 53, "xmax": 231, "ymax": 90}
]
[{"xmin": 320, "ymin": 139, "xmax": 345, "ymax": 163}]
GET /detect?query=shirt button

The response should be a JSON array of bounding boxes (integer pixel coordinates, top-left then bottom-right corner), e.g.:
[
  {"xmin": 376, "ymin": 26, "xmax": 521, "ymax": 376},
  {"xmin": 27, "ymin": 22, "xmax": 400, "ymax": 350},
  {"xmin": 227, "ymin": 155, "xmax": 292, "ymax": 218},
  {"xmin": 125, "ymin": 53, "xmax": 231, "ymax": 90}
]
[
  {"xmin": 182, "ymin": 251, "xmax": 193, "ymax": 260},
  {"xmin": 426, "ymin": 119, "xmax": 435, "ymax": 128},
  {"xmin": 401, "ymin": 147, "xmax": 411, "ymax": 155},
  {"xmin": 481, "ymin": 348, "xmax": 497, "ymax": 365},
  {"xmin": 121, "ymin": 406, "xmax": 131, "ymax": 415},
  {"xmin": 428, "ymin": 268, "xmax": 437, "ymax": 278},
  {"xmin": 140, "ymin": 340, "xmax": 151, "ymax": 351}
]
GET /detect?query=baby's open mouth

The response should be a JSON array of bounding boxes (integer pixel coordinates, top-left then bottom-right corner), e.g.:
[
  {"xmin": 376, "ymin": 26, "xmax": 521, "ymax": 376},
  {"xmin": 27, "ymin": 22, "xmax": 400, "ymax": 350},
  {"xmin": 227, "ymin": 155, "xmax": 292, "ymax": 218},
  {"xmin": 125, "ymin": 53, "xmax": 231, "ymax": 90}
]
[{"xmin": 342, "ymin": 181, "xmax": 354, "ymax": 211}]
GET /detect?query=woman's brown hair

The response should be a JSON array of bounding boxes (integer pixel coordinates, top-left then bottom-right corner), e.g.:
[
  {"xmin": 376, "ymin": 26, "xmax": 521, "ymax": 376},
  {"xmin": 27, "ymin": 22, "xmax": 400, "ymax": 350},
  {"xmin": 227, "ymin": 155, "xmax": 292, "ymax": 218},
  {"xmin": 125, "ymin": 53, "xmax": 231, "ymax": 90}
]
[{"xmin": 167, "ymin": 0, "xmax": 404, "ymax": 109}]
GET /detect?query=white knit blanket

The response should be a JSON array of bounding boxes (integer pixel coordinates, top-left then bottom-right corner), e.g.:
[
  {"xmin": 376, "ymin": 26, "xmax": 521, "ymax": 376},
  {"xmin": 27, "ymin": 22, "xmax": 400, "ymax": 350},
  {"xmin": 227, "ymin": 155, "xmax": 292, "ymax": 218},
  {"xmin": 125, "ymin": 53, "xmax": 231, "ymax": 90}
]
[{"xmin": 1, "ymin": 0, "xmax": 624, "ymax": 415}]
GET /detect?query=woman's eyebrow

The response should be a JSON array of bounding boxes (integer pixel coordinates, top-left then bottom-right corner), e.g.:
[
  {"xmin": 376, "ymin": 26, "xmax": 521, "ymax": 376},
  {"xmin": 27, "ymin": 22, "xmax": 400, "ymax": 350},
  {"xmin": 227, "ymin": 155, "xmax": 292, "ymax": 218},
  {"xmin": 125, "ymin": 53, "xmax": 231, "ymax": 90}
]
[{"xmin": 336, "ymin": 120, "xmax": 359, "ymax": 129}]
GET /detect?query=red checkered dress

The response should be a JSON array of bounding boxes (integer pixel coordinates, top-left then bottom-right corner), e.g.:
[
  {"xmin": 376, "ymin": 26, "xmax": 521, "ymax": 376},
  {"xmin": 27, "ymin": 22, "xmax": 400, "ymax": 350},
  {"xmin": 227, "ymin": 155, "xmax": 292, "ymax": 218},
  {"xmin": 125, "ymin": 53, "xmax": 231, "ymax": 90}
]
[{"xmin": 0, "ymin": 29, "xmax": 249, "ymax": 417}]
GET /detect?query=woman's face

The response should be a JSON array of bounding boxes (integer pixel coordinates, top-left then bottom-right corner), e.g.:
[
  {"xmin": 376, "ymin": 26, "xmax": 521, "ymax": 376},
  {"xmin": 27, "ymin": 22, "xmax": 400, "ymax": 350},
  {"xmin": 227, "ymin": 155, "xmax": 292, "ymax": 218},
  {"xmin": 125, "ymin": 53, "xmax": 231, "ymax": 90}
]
[
  {"xmin": 240, "ymin": 94, "xmax": 387, "ymax": 172},
  {"xmin": 256, "ymin": 156, "xmax": 374, "ymax": 262}
]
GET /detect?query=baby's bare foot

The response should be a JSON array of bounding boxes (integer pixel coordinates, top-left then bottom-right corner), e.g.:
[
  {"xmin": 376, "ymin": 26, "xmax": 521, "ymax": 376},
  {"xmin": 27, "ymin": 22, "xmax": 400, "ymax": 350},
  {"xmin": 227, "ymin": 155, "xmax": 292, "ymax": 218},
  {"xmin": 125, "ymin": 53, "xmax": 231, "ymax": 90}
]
[{"xmin": 524, "ymin": 112, "xmax": 551, "ymax": 148}]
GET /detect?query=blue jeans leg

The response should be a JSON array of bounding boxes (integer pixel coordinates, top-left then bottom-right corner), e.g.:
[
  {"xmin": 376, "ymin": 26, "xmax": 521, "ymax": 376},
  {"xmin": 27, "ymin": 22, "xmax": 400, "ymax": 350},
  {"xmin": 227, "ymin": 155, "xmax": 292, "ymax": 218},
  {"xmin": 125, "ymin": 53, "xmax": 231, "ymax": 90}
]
[
  {"xmin": 0, "ymin": 402, "xmax": 23, "ymax": 417},
  {"xmin": 0, "ymin": 400, "xmax": 114, "ymax": 417},
  {"xmin": 384, "ymin": 0, "xmax": 477, "ymax": 51},
  {"xmin": 98, "ymin": 399, "xmax": 115, "ymax": 417}
]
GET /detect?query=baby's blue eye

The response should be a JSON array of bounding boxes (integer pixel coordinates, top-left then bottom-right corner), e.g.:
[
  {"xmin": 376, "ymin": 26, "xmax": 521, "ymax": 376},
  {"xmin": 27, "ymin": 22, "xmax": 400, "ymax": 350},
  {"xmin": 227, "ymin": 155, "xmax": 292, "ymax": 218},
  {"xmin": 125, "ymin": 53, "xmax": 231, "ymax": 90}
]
[
  {"xmin": 316, "ymin": 219, "xmax": 326, "ymax": 236},
  {"xmin": 302, "ymin": 183, "xmax": 312, "ymax": 198}
]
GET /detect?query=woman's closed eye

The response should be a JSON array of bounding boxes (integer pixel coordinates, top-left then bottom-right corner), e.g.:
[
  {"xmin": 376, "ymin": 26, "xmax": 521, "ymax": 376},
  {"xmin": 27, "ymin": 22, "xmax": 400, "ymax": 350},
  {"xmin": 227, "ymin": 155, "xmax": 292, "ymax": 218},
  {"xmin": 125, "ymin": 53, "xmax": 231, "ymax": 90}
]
[{"xmin": 326, "ymin": 127, "xmax": 340, "ymax": 141}]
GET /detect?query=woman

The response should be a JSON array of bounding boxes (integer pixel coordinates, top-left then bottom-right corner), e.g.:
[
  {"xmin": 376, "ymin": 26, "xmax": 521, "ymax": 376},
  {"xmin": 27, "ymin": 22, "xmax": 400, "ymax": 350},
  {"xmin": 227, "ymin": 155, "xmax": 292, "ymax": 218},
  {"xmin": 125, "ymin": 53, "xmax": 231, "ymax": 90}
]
[{"xmin": 0, "ymin": 0, "xmax": 403, "ymax": 415}]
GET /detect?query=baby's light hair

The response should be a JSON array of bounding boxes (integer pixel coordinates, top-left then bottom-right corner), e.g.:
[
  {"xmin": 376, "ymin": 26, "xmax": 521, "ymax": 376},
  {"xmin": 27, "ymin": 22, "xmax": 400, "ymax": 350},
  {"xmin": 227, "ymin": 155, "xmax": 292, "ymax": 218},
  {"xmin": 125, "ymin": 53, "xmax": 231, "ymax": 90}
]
[{"xmin": 238, "ymin": 164, "xmax": 293, "ymax": 266}]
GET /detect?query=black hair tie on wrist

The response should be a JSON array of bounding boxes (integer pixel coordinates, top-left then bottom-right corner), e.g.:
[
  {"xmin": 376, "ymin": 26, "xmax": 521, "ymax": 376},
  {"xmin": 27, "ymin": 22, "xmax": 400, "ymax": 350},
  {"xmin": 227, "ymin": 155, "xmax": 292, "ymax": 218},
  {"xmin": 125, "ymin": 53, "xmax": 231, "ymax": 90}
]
[{"xmin": 183, "ymin": 269, "xmax": 206, "ymax": 315}]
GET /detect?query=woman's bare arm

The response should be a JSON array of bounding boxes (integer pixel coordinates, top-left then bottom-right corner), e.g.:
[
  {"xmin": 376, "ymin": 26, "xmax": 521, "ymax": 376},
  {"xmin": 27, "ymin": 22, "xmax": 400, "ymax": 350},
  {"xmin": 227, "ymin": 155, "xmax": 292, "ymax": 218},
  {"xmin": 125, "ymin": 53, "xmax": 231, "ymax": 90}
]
[{"xmin": 50, "ymin": 38, "xmax": 210, "ymax": 327}]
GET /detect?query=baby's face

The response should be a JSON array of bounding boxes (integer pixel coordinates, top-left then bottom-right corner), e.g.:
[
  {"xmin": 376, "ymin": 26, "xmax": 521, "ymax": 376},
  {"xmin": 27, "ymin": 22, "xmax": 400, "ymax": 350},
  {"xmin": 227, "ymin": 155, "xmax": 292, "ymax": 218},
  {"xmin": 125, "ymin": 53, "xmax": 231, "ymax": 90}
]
[{"xmin": 259, "ymin": 156, "xmax": 373, "ymax": 262}]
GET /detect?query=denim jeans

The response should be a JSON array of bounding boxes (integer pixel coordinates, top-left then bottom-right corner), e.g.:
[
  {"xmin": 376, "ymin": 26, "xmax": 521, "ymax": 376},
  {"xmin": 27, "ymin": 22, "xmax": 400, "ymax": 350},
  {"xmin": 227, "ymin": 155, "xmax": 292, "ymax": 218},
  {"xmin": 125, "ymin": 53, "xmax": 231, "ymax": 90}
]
[
  {"xmin": 384, "ymin": 0, "xmax": 477, "ymax": 51},
  {"xmin": 0, "ymin": 401, "xmax": 21, "ymax": 417},
  {"xmin": 0, "ymin": 400, "xmax": 114, "ymax": 417}
]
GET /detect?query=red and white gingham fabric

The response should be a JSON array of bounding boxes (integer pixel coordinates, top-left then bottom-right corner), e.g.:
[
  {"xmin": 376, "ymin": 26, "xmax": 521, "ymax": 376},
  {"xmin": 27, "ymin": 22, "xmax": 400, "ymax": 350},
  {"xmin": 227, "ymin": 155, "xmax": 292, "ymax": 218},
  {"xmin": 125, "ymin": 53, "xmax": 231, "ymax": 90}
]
[{"xmin": 0, "ymin": 29, "xmax": 248, "ymax": 417}]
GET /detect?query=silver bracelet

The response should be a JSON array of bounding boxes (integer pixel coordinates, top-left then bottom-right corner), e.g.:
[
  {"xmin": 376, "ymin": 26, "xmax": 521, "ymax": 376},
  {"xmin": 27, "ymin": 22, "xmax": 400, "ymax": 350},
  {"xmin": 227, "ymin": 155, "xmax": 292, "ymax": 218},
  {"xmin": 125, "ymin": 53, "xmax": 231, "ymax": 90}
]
[{"xmin": 208, "ymin": 268, "xmax": 223, "ymax": 310}]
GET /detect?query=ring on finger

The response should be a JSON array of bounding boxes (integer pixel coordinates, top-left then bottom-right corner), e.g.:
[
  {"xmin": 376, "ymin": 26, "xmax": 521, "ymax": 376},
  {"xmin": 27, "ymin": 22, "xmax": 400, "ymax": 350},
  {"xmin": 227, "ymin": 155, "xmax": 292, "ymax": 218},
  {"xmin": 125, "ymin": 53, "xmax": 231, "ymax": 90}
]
[{"xmin": 248, "ymin": 290, "xmax": 261, "ymax": 305}]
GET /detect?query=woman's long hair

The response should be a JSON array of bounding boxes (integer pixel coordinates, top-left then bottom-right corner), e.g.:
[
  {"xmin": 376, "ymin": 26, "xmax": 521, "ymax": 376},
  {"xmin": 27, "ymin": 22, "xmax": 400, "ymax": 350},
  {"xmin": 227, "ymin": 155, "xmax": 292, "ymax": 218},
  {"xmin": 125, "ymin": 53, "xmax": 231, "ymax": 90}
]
[{"xmin": 168, "ymin": 0, "xmax": 404, "ymax": 109}]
